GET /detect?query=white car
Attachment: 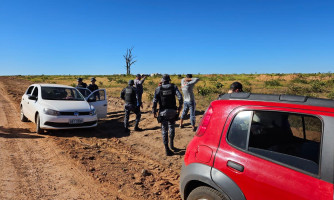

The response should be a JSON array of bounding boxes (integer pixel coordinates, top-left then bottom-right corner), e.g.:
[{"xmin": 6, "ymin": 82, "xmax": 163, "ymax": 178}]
[{"xmin": 20, "ymin": 84, "xmax": 108, "ymax": 133}]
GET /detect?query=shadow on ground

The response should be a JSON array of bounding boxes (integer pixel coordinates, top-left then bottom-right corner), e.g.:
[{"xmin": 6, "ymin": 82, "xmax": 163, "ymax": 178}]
[{"xmin": 0, "ymin": 126, "xmax": 44, "ymax": 139}]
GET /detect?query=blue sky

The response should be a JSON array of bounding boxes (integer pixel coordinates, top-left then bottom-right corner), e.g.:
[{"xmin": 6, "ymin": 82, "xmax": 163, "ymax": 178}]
[{"xmin": 0, "ymin": 0, "xmax": 333, "ymax": 75}]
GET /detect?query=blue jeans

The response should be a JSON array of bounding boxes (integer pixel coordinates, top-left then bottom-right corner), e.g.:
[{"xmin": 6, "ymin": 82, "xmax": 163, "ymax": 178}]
[{"xmin": 180, "ymin": 101, "xmax": 196, "ymax": 126}]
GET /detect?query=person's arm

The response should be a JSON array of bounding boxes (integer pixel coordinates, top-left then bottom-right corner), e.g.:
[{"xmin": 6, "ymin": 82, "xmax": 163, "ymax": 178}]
[
  {"xmin": 152, "ymin": 87, "xmax": 160, "ymax": 117},
  {"xmin": 120, "ymin": 88, "xmax": 125, "ymax": 100},
  {"xmin": 175, "ymin": 85, "xmax": 183, "ymax": 113},
  {"xmin": 187, "ymin": 78, "xmax": 200, "ymax": 85},
  {"xmin": 139, "ymin": 76, "xmax": 146, "ymax": 84}
]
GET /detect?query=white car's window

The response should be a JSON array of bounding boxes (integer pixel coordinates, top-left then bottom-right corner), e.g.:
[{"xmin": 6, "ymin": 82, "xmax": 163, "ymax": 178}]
[
  {"xmin": 76, "ymin": 87, "xmax": 92, "ymax": 97},
  {"xmin": 41, "ymin": 87, "xmax": 84, "ymax": 101},
  {"xmin": 26, "ymin": 86, "xmax": 34, "ymax": 94},
  {"xmin": 32, "ymin": 87, "xmax": 39, "ymax": 97}
]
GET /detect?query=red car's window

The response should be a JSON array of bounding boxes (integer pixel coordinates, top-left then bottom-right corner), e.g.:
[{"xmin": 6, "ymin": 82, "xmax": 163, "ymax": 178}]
[{"xmin": 228, "ymin": 110, "xmax": 322, "ymax": 175}]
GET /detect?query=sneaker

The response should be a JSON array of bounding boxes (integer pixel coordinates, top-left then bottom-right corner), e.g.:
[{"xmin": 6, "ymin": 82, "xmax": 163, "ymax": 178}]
[{"xmin": 192, "ymin": 126, "xmax": 197, "ymax": 132}]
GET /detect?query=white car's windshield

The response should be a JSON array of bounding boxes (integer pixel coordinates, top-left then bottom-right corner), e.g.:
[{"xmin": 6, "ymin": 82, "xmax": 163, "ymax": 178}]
[
  {"xmin": 41, "ymin": 87, "xmax": 84, "ymax": 101},
  {"xmin": 76, "ymin": 87, "xmax": 92, "ymax": 97}
]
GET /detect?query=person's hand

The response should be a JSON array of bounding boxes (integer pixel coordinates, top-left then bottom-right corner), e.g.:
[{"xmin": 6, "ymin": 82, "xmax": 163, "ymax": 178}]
[
  {"xmin": 140, "ymin": 104, "xmax": 143, "ymax": 109},
  {"xmin": 178, "ymin": 106, "xmax": 182, "ymax": 114},
  {"xmin": 153, "ymin": 112, "xmax": 158, "ymax": 118}
]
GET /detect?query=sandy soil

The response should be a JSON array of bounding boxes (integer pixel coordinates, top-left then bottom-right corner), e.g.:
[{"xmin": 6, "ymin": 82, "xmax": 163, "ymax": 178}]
[{"xmin": 0, "ymin": 76, "xmax": 202, "ymax": 200}]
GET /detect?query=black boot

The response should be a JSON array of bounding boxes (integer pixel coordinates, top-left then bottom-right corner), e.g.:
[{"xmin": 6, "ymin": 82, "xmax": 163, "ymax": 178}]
[
  {"xmin": 134, "ymin": 120, "xmax": 143, "ymax": 131},
  {"xmin": 164, "ymin": 145, "xmax": 174, "ymax": 156},
  {"xmin": 134, "ymin": 127, "xmax": 143, "ymax": 131},
  {"xmin": 169, "ymin": 140, "xmax": 180, "ymax": 152},
  {"xmin": 169, "ymin": 139, "xmax": 175, "ymax": 150}
]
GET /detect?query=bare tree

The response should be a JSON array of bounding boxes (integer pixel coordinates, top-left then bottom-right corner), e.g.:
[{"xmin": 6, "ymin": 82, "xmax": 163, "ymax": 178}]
[{"xmin": 123, "ymin": 47, "xmax": 137, "ymax": 75}]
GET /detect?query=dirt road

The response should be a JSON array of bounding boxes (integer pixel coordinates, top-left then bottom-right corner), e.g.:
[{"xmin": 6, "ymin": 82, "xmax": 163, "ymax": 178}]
[{"xmin": 0, "ymin": 76, "xmax": 201, "ymax": 199}]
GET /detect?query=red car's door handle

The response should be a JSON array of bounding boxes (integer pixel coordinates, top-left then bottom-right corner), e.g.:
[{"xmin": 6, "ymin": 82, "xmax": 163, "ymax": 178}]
[{"xmin": 227, "ymin": 160, "xmax": 244, "ymax": 172}]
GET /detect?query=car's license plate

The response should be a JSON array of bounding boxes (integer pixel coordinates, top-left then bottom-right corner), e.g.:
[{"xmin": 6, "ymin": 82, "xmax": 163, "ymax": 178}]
[{"xmin": 69, "ymin": 119, "xmax": 83, "ymax": 124}]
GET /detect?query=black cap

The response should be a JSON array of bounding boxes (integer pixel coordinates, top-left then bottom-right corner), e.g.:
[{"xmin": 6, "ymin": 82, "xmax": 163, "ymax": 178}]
[
  {"xmin": 162, "ymin": 74, "xmax": 171, "ymax": 83},
  {"xmin": 186, "ymin": 74, "xmax": 192, "ymax": 78},
  {"xmin": 128, "ymin": 80, "xmax": 134, "ymax": 85},
  {"xmin": 91, "ymin": 77, "xmax": 96, "ymax": 82},
  {"xmin": 77, "ymin": 78, "xmax": 83, "ymax": 82},
  {"xmin": 136, "ymin": 74, "xmax": 141, "ymax": 77},
  {"xmin": 230, "ymin": 82, "xmax": 243, "ymax": 91}
]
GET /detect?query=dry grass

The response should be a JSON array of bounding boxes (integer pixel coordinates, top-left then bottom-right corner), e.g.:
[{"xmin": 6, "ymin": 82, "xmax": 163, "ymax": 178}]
[{"xmin": 18, "ymin": 73, "xmax": 334, "ymax": 111}]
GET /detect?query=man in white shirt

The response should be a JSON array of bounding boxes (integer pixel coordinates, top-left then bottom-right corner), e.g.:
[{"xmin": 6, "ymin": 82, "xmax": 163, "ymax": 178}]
[{"xmin": 179, "ymin": 74, "xmax": 200, "ymax": 132}]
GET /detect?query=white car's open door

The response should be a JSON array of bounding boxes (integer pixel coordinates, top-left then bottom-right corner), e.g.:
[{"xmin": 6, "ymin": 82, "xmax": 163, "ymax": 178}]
[{"xmin": 86, "ymin": 89, "xmax": 108, "ymax": 118}]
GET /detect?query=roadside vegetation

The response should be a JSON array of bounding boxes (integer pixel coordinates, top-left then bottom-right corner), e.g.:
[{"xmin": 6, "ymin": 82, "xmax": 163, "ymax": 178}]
[{"xmin": 19, "ymin": 73, "xmax": 334, "ymax": 111}]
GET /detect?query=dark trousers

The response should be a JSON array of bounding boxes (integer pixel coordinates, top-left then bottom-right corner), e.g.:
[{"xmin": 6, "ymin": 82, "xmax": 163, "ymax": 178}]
[
  {"xmin": 124, "ymin": 104, "xmax": 141, "ymax": 128},
  {"xmin": 161, "ymin": 119, "xmax": 175, "ymax": 148}
]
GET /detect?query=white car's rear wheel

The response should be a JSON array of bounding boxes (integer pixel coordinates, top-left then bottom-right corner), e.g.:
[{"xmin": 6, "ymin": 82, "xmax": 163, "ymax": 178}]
[
  {"xmin": 36, "ymin": 114, "xmax": 44, "ymax": 134},
  {"xmin": 20, "ymin": 106, "xmax": 28, "ymax": 122}
]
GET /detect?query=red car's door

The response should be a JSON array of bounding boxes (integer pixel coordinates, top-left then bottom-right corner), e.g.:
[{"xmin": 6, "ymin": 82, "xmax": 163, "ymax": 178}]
[{"xmin": 212, "ymin": 107, "xmax": 333, "ymax": 200}]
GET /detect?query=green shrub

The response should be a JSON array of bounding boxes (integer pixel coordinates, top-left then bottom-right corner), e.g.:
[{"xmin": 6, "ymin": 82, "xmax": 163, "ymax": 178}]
[
  {"xmin": 310, "ymin": 80, "xmax": 325, "ymax": 93},
  {"xmin": 70, "ymin": 83, "xmax": 76, "ymax": 87},
  {"xmin": 115, "ymin": 79, "xmax": 127, "ymax": 84},
  {"xmin": 147, "ymin": 92, "xmax": 154, "ymax": 102},
  {"xmin": 287, "ymin": 84, "xmax": 311, "ymax": 95},
  {"xmin": 327, "ymin": 91, "xmax": 334, "ymax": 100},
  {"xmin": 325, "ymin": 79, "xmax": 334, "ymax": 87},
  {"xmin": 214, "ymin": 82, "xmax": 224, "ymax": 89},
  {"xmin": 243, "ymin": 86, "xmax": 252, "ymax": 93},
  {"xmin": 264, "ymin": 80, "xmax": 281, "ymax": 87},
  {"xmin": 291, "ymin": 78, "xmax": 308, "ymax": 84},
  {"xmin": 148, "ymin": 80, "xmax": 155, "ymax": 86},
  {"xmin": 197, "ymin": 86, "xmax": 219, "ymax": 96}
]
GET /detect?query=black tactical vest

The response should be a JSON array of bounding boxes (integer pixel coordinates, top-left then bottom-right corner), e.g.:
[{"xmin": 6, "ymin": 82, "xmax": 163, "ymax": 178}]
[
  {"xmin": 159, "ymin": 84, "xmax": 176, "ymax": 110},
  {"xmin": 125, "ymin": 86, "xmax": 137, "ymax": 104}
]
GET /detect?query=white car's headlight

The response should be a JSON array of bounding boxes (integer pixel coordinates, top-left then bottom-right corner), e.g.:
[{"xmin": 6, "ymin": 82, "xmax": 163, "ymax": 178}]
[
  {"xmin": 43, "ymin": 108, "xmax": 60, "ymax": 116},
  {"xmin": 90, "ymin": 108, "xmax": 96, "ymax": 116}
]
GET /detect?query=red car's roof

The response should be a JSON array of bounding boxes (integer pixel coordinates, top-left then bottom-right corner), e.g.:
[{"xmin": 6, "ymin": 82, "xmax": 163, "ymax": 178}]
[{"xmin": 215, "ymin": 93, "xmax": 334, "ymax": 114}]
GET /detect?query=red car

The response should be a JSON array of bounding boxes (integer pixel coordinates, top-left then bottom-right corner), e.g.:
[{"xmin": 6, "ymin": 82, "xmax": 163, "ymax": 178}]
[{"xmin": 180, "ymin": 93, "xmax": 334, "ymax": 200}]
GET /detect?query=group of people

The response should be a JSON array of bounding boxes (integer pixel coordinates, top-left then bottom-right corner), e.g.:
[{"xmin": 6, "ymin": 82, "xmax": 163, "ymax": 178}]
[
  {"xmin": 77, "ymin": 77, "xmax": 99, "ymax": 92},
  {"xmin": 120, "ymin": 73, "xmax": 243, "ymax": 156},
  {"xmin": 79, "ymin": 74, "xmax": 243, "ymax": 156}
]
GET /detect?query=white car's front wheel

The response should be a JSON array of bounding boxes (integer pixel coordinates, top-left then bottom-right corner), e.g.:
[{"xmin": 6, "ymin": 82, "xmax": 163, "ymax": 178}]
[
  {"xmin": 36, "ymin": 114, "xmax": 44, "ymax": 134},
  {"xmin": 20, "ymin": 106, "xmax": 28, "ymax": 122}
]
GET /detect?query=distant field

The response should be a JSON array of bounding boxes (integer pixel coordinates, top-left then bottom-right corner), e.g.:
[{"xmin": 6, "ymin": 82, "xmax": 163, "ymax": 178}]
[{"xmin": 18, "ymin": 73, "xmax": 334, "ymax": 111}]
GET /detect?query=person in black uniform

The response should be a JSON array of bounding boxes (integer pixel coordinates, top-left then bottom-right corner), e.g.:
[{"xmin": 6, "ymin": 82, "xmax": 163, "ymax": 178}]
[
  {"xmin": 152, "ymin": 74, "xmax": 183, "ymax": 156},
  {"xmin": 120, "ymin": 80, "xmax": 142, "ymax": 131},
  {"xmin": 87, "ymin": 77, "xmax": 99, "ymax": 92},
  {"xmin": 87, "ymin": 77, "xmax": 100, "ymax": 100},
  {"xmin": 77, "ymin": 78, "xmax": 88, "ymax": 88}
]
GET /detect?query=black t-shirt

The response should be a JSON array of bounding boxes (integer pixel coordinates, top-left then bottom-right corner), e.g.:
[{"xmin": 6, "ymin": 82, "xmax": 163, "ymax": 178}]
[
  {"xmin": 77, "ymin": 82, "xmax": 87, "ymax": 88},
  {"xmin": 88, "ymin": 84, "xmax": 99, "ymax": 92}
]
